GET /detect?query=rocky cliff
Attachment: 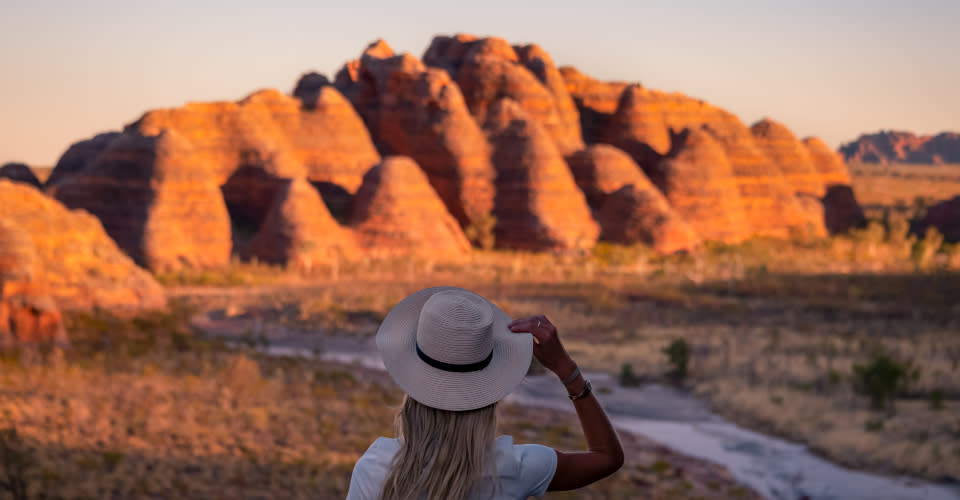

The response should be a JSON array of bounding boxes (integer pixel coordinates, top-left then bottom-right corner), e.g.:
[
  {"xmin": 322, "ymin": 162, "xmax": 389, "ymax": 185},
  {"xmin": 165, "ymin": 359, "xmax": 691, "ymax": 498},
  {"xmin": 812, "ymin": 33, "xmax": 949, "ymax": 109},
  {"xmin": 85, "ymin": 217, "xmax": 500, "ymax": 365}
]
[
  {"xmin": 36, "ymin": 33, "xmax": 863, "ymax": 270},
  {"xmin": 839, "ymin": 131, "xmax": 960, "ymax": 164},
  {"xmin": 0, "ymin": 180, "xmax": 165, "ymax": 346}
]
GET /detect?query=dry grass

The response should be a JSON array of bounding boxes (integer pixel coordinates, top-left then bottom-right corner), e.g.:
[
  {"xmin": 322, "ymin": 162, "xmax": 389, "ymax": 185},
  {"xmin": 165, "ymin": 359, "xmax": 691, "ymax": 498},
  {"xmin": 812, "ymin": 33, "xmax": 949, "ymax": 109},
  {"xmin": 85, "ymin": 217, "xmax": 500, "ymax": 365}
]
[
  {"xmin": 850, "ymin": 162, "xmax": 960, "ymax": 219},
  {"xmin": 162, "ymin": 228, "xmax": 960, "ymax": 483},
  {"xmin": 0, "ymin": 307, "xmax": 758, "ymax": 499}
]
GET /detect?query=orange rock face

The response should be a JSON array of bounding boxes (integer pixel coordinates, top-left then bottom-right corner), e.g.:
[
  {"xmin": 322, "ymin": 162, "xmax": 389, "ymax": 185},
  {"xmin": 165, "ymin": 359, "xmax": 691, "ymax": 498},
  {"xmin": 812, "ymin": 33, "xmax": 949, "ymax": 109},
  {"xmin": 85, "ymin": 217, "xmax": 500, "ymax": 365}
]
[
  {"xmin": 349, "ymin": 157, "xmax": 470, "ymax": 256},
  {"xmin": 484, "ymin": 99, "xmax": 598, "ymax": 251},
  {"xmin": 0, "ymin": 163, "xmax": 41, "ymax": 188},
  {"xmin": 48, "ymin": 88, "xmax": 380, "ymax": 271},
  {"xmin": 559, "ymin": 66, "xmax": 629, "ymax": 144},
  {"xmin": 423, "ymin": 35, "xmax": 584, "ymax": 155},
  {"xmin": 750, "ymin": 119, "xmax": 825, "ymax": 197},
  {"xmin": 597, "ymin": 185, "xmax": 701, "ymax": 254},
  {"xmin": 46, "ymin": 131, "xmax": 121, "ymax": 187},
  {"xmin": 0, "ymin": 180, "xmax": 165, "ymax": 312},
  {"xmin": 335, "ymin": 41, "xmax": 495, "ymax": 228},
  {"xmin": 247, "ymin": 178, "xmax": 355, "ymax": 268},
  {"xmin": 654, "ymin": 128, "xmax": 752, "ymax": 243},
  {"xmin": 566, "ymin": 144, "xmax": 700, "ymax": 253},
  {"xmin": 802, "ymin": 137, "xmax": 852, "ymax": 187},
  {"xmin": 600, "ymin": 85, "xmax": 671, "ymax": 168},
  {"xmin": 565, "ymin": 144, "xmax": 650, "ymax": 209}
]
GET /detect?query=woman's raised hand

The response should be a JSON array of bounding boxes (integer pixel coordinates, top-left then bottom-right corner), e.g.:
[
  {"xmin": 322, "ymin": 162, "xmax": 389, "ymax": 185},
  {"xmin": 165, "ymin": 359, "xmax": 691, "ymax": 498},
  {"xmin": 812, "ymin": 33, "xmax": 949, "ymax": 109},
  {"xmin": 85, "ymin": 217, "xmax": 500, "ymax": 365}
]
[{"xmin": 508, "ymin": 315, "xmax": 577, "ymax": 381}]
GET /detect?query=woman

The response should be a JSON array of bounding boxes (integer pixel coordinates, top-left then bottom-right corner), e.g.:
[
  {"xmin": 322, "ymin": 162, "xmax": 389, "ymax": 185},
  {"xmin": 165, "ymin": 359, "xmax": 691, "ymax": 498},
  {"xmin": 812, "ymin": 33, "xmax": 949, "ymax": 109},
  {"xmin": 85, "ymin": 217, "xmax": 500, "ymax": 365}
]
[{"xmin": 347, "ymin": 286, "xmax": 623, "ymax": 499}]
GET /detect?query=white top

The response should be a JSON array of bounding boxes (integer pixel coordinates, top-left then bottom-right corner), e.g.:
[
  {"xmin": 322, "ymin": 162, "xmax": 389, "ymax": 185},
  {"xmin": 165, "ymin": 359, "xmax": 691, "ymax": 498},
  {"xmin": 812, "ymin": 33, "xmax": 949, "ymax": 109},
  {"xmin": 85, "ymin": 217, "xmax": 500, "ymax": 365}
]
[{"xmin": 346, "ymin": 435, "xmax": 558, "ymax": 500}]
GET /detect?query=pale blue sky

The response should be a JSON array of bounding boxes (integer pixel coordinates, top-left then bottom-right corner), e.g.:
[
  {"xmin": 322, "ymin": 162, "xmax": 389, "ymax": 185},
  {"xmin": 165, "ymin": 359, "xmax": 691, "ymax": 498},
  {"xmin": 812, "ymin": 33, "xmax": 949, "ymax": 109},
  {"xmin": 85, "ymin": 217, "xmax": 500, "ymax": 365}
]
[{"xmin": 1, "ymin": 0, "xmax": 957, "ymax": 166}]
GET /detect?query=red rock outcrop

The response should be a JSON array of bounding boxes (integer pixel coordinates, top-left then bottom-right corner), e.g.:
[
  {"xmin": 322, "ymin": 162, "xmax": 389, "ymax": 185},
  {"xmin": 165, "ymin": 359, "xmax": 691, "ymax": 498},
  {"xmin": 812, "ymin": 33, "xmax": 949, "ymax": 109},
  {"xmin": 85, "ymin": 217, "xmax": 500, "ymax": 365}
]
[
  {"xmin": 45, "ymin": 131, "xmax": 121, "ymax": 187},
  {"xmin": 599, "ymin": 84, "xmax": 671, "ymax": 168},
  {"xmin": 292, "ymin": 72, "xmax": 331, "ymax": 109},
  {"xmin": 565, "ymin": 144, "xmax": 653, "ymax": 209},
  {"xmin": 559, "ymin": 66, "xmax": 629, "ymax": 144},
  {"xmin": 349, "ymin": 156, "xmax": 470, "ymax": 256},
  {"xmin": 597, "ymin": 185, "xmax": 701, "ymax": 254},
  {"xmin": 513, "ymin": 43, "xmax": 585, "ymax": 154},
  {"xmin": 334, "ymin": 41, "xmax": 496, "ymax": 228},
  {"xmin": 750, "ymin": 119, "xmax": 825, "ymax": 197},
  {"xmin": 802, "ymin": 137, "xmax": 851, "ymax": 187},
  {"xmin": 0, "ymin": 163, "xmax": 41, "ymax": 188},
  {"xmin": 801, "ymin": 137, "xmax": 864, "ymax": 234},
  {"xmin": 484, "ymin": 99, "xmax": 598, "ymax": 251},
  {"xmin": 565, "ymin": 144, "xmax": 700, "ymax": 253},
  {"xmin": 0, "ymin": 180, "xmax": 165, "ymax": 312},
  {"xmin": 49, "ymin": 88, "xmax": 380, "ymax": 271},
  {"xmin": 600, "ymin": 84, "xmax": 824, "ymax": 237},
  {"xmin": 917, "ymin": 196, "xmax": 960, "ymax": 243},
  {"xmin": 653, "ymin": 128, "xmax": 751, "ymax": 243},
  {"xmin": 423, "ymin": 35, "xmax": 584, "ymax": 155},
  {"xmin": 0, "ymin": 218, "xmax": 64, "ymax": 348},
  {"xmin": 247, "ymin": 178, "xmax": 355, "ymax": 267},
  {"xmin": 839, "ymin": 131, "xmax": 960, "ymax": 164}
]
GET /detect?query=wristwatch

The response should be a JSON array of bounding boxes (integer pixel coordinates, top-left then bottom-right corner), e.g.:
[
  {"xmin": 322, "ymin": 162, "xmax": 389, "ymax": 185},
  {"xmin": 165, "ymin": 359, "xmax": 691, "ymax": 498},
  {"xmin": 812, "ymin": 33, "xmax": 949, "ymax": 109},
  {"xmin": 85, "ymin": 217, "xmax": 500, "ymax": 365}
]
[{"xmin": 568, "ymin": 379, "xmax": 592, "ymax": 401}]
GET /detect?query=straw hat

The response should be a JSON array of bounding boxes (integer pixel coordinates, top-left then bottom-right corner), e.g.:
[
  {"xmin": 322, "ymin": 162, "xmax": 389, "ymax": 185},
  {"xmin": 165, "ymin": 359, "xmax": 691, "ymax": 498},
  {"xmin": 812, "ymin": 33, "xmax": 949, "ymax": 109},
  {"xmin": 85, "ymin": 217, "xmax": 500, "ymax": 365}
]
[{"xmin": 376, "ymin": 286, "xmax": 533, "ymax": 411}]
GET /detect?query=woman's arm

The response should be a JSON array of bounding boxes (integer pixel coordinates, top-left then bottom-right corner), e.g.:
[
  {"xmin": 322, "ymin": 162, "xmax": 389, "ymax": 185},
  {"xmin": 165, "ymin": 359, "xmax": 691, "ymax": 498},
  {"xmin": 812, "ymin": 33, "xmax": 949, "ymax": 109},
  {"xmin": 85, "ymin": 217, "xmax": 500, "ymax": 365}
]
[{"xmin": 508, "ymin": 315, "xmax": 625, "ymax": 491}]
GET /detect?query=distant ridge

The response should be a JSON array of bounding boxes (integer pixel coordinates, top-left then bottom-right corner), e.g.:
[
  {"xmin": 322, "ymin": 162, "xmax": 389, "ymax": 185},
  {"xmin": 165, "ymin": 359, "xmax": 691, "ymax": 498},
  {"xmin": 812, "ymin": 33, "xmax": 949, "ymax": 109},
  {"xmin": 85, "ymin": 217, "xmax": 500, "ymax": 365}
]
[{"xmin": 839, "ymin": 130, "xmax": 960, "ymax": 165}]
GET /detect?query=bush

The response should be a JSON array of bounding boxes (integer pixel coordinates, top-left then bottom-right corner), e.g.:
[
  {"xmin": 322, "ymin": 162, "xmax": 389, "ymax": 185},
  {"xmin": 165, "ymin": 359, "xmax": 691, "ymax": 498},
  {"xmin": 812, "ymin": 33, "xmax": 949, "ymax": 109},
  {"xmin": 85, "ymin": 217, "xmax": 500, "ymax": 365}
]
[
  {"xmin": 663, "ymin": 338, "xmax": 690, "ymax": 381},
  {"xmin": 619, "ymin": 363, "xmax": 641, "ymax": 386},
  {"xmin": 853, "ymin": 352, "xmax": 917, "ymax": 412}
]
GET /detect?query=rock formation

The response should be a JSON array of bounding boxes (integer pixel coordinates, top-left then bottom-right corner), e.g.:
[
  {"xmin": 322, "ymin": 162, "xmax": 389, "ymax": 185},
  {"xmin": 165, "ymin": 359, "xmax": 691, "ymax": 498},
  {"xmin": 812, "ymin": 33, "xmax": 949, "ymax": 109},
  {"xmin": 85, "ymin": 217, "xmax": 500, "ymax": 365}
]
[
  {"xmin": 0, "ymin": 163, "xmax": 41, "ymax": 188},
  {"xmin": 565, "ymin": 144, "xmax": 700, "ymax": 253},
  {"xmin": 350, "ymin": 156, "xmax": 470, "ymax": 256},
  {"xmin": 750, "ymin": 119, "xmax": 824, "ymax": 197},
  {"xmin": 917, "ymin": 196, "xmax": 960, "ymax": 243},
  {"xmin": 565, "ymin": 144, "xmax": 648, "ymax": 209},
  {"xmin": 653, "ymin": 128, "xmax": 751, "ymax": 243},
  {"xmin": 559, "ymin": 66, "xmax": 629, "ymax": 144},
  {"xmin": 802, "ymin": 137, "xmax": 851, "ymax": 187},
  {"xmin": 599, "ymin": 84, "xmax": 672, "ymax": 168},
  {"xmin": 839, "ymin": 131, "xmax": 960, "ymax": 164},
  {"xmin": 802, "ymin": 137, "xmax": 864, "ymax": 234},
  {"xmin": 48, "ymin": 88, "xmax": 380, "ymax": 271},
  {"xmin": 0, "ymin": 218, "xmax": 66, "ymax": 347},
  {"xmin": 45, "ymin": 131, "xmax": 121, "ymax": 187},
  {"xmin": 484, "ymin": 99, "xmax": 598, "ymax": 251},
  {"xmin": 40, "ymin": 34, "xmax": 868, "ymax": 265},
  {"xmin": 597, "ymin": 185, "xmax": 701, "ymax": 254},
  {"xmin": 334, "ymin": 40, "xmax": 495, "ymax": 227},
  {"xmin": 0, "ymin": 180, "xmax": 165, "ymax": 312},
  {"xmin": 423, "ymin": 35, "xmax": 584, "ymax": 155},
  {"xmin": 247, "ymin": 178, "xmax": 355, "ymax": 267},
  {"xmin": 599, "ymin": 86, "xmax": 824, "ymax": 237}
]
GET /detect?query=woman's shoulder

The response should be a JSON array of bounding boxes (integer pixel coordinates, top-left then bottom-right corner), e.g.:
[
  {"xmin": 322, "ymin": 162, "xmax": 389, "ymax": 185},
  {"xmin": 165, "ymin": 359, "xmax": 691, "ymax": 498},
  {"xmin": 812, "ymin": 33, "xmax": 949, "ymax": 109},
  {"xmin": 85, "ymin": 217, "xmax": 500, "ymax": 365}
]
[
  {"xmin": 493, "ymin": 435, "xmax": 557, "ymax": 476},
  {"xmin": 493, "ymin": 435, "xmax": 558, "ymax": 498},
  {"xmin": 358, "ymin": 437, "xmax": 400, "ymax": 464}
]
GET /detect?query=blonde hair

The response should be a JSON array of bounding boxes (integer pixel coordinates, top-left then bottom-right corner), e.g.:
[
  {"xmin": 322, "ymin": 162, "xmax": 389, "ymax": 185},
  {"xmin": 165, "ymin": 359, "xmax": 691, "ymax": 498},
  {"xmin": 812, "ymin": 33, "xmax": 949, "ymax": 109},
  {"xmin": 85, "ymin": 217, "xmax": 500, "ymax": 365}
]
[{"xmin": 379, "ymin": 396, "xmax": 498, "ymax": 500}]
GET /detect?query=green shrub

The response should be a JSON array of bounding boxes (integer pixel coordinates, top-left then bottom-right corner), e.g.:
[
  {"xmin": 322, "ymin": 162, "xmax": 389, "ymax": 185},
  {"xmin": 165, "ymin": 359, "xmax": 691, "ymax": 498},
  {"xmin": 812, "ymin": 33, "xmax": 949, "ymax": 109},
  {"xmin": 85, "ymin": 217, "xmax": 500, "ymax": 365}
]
[
  {"xmin": 663, "ymin": 338, "xmax": 690, "ymax": 381},
  {"xmin": 619, "ymin": 363, "xmax": 641, "ymax": 387},
  {"xmin": 853, "ymin": 352, "xmax": 917, "ymax": 411}
]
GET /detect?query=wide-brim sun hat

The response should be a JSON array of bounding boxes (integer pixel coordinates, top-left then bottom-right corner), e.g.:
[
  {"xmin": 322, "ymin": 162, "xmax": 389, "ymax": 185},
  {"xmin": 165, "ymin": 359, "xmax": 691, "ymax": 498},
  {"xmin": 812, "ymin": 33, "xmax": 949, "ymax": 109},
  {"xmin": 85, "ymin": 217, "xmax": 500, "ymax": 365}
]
[{"xmin": 376, "ymin": 286, "xmax": 533, "ymax": 411}]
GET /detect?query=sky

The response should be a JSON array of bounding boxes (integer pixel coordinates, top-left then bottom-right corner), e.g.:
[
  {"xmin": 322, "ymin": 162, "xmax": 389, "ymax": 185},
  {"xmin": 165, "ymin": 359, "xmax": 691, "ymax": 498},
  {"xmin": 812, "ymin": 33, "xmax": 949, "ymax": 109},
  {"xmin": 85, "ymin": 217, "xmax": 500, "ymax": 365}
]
[{"xmin": 1, "ymin": 0, "xmax": 957, "ymax": 166}]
